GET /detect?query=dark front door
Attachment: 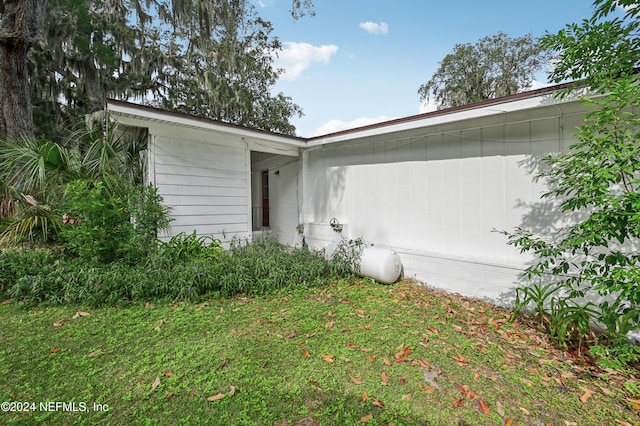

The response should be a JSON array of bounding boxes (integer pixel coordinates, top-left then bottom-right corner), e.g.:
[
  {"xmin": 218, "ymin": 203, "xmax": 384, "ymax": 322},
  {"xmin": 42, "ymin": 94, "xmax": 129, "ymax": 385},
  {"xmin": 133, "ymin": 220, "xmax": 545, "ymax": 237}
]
[{"xmin": 262, "ymin": 170, "xmax": 269, "ymax": 227}]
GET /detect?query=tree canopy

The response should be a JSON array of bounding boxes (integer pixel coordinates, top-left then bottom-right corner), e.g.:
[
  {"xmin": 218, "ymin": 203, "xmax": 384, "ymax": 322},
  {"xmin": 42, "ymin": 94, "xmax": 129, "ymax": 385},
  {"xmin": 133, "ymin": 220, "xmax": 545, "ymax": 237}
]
[
  {"xmin": 0, "ymin": 0, "xmax": 314, "ymax": 140},
  {"xmin": 418, "ymin": 32, "xmax": 550, "ymax": 110}
]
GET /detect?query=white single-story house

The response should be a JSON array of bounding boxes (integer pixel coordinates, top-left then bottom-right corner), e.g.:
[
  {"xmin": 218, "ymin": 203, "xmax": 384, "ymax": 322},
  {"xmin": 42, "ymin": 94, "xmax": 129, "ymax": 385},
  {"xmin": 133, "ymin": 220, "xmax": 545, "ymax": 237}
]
[{"xmin": 105, "ymin": 83, "xmax": 598, "ymax": 304}]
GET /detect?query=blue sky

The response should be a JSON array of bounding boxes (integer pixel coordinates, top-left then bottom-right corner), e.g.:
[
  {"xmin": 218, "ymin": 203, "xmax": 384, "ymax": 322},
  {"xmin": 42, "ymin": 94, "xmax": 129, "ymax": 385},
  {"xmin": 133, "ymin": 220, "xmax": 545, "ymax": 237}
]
[{"xmin": 254, "ymin": 1, "xmax": 602, "ymax": 137}]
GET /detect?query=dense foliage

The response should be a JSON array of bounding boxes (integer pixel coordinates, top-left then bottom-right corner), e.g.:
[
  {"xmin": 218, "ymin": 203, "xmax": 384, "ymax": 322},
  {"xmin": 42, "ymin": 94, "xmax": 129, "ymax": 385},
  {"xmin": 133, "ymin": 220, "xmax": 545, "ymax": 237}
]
[
  {"xmin": 502, "ymin": 0, "xmax": 640, "ymax": 369},
  {"xmin": 1, "ymin": 0, "xmax": 315, "ymax": 141},
  {"xmin": 418, "ymin": 32, "xmax": 550, "ymax": 110},
  {"xmin": 0, "ymin": 123, "xmax": 149, "ymax": 243},
  {"xmin": 0, "ymin": 235, "xmax": 335, "ymax": 306}
]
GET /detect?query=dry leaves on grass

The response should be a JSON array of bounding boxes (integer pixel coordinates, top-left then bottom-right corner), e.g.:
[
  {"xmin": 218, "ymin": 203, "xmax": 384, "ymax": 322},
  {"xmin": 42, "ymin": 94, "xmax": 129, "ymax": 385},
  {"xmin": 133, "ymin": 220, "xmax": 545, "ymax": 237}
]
[
  {"xmin": 371, "ymin": 398, "xmax": 385, "ymax": 408},
  {"xmin": 151, "ymin": 377, "xmax": 161, "ymax": 391},
  {"xmin": 207, "ymin": 386, "xmax": 236, "ymax": 402},
  {"xmin": 580, "ymin": 388, "xmax": 593, "ymax": 403},
  {"xmin": 452, "ymin": 352, "xmax": 469, "ymax": 367},
  {"xmin": 381, "ymin": 372, "xmax": 389, "ymax": 386}
]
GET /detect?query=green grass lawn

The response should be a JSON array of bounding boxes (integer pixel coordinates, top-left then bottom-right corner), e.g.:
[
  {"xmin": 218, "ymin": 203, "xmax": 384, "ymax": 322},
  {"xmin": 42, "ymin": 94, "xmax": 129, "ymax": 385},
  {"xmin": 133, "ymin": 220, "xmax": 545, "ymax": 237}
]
[{"xmin": 0, "ymin": 279, "xmax": 638, "ymax": 425}]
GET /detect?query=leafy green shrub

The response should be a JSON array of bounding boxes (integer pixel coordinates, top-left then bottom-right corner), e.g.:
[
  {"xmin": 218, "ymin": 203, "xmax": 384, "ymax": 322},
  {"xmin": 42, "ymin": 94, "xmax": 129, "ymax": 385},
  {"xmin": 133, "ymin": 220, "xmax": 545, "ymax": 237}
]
[
  {"xmin": 123, "ymin": 184, "xmax": 172, "ymax": 262},
  {"xmin": 0, "ymin": 248, "xmax": 57, "ymax": 297},
  {"xmin": 326, "ymin": 237, "xmax": 363, "ymax": 278},
  {"xmin": 502, "ymin": 2, "xmax": 640, "ymax": 367},
  {"xmin": 60, "ymin": 180, "xmax": 170, "ymax": 265},
  {"xmin": 156, "ymin": 231, "xmax": 225, "ymax": 264},
  {"xmin": 60, "ymin": 180, "xmax": 133, "ymax": 263}
]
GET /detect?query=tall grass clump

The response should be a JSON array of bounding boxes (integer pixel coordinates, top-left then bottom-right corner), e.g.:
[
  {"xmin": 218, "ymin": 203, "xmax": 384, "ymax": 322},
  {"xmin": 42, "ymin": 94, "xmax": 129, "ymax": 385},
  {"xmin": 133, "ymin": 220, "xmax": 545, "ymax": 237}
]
[
  {"xmin": 1, "ymin": 234, "xmax": 336, "ymax": 306},
  {"xmin": 217, "ymin": 235, "xmax": 331, "ymax": 296}
]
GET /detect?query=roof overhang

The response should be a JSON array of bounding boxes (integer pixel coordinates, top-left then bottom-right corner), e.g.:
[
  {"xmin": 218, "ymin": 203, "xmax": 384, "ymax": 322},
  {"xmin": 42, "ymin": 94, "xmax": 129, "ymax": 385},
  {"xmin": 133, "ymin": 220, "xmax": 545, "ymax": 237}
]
[
  {"xmin": 105, "ymin": 99, "xmax": 308, "ymax": 149},
  {"xmin": 307, "ymin": 82, "xmax": 593, "ymax": 146}
]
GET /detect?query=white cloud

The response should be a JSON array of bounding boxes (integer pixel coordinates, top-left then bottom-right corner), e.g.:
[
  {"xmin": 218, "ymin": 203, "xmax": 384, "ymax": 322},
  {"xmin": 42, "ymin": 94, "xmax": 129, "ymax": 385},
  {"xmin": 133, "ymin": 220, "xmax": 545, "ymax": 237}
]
[
  {"xmin": 274, "ymin": 42, "xmax": 338, "ymax": 80},
  {"xmin": 359, "ymin": 21, "xmax": 389, "ymax": 35},
  {"xmin": 312, "ymin": 115, "xmax": 396, "ymax": 137}
]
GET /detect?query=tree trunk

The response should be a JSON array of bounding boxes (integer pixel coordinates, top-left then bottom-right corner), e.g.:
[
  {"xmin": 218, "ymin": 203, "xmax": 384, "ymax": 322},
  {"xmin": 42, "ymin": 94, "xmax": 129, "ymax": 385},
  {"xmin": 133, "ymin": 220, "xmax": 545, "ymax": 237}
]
[{"xmin": 0, "ymin": 0, "xmax": 47, "ymax": 141}]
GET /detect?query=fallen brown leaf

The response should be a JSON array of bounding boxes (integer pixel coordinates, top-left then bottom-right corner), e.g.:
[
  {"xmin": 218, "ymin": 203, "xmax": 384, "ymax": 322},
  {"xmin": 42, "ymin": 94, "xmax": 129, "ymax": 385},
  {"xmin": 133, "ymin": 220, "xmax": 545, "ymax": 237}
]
[
  {"xmin": 627, "ymin": 398, "xmax": 640, "ymax": 411},
  {"xmin": 361, "ymin": 392, "xmax": 367, "ymax": 402},
  {"xmin": 381, "ymin": 372, "xmax": 389, "ymax": 385},
  {"xmin": 360, "ymin": 347, "xmax": 373, "ymax": 352},
  {"xmin": 360, "ymin": 414, "xmax": 372, "ymax": 423},
  {"xmin": 350, "ymin": 374, "xmax": 363, "ymax": 385},
  {"xmin": 615, "ymin": 420, "xmax": 633, "ymax": 426},
  {"xmin": 87, "ymin": 350, "xmax": 101, "ymax": 358},
  {"xmin": 366, "ymin": 355, "xmax": 376, "ymax": 362},
  {"xmin": 371, "ymin": 398, "xmax": 385, "ymax": 408},
  {"xmin": 49, "ymin": 348, "xmax": 61, "ymax": 353},
  {"xmin": 519, "ymin": 407, "xmax": 530, "ymax": 416},
  {"xmin": 229, "ymin": 385, "xmax": 236, "ymax": 396},
  {"xmin": 322, "ymin": 354, "xmax": 334, "ymax": 363},
  {"xmin": 151, "ymin": 377, "xmax": 161, "ymax": 391},
  {"xmin": 163, "ymin": 371, "xmax": 174, "ymax": 377},
  {"xmin": 53, "ymin": 321, "xmax": 64, "ymax": 327},
  {"xmin": 207, "ymin": 393, "xmax": 225, "ymax": 401},
  {"xmin": 303, "ymin": 350, "xmax": 309, "ymax": 358},
  {"xmin": 453, "ymin": 353, "xmax": 469, "ymax": 366},
  {"xmin": 579, "ymin": 388, "xmax": 593, "ymax": 403},
  {"xmin": 325, "ymin": 320, "xmax": 335, "ymax": 328},
  {"xmin": 479, "ymin": 400, "xmax": 490, "ymax": 415},
  {"xmin": 164, "ymin": 391, "xmax": 175, "ymax": 402},
  {"xmin": 496, "ymin": 400, "xmax": 505, "ymax": 418},
  {"xmin": 453, "ymin": 399, "xmax": 465, "ymax": 408},
  {"xmin": 421, "ymin": 385, "xmax": 436, "ymax": 394},
  {"xmin": 72, "ymin": 311, "xmax": 90, "ymax": 319},
  {"xmin": 383, "ymin": 358, "xmax": 391, "ymax": 366}
]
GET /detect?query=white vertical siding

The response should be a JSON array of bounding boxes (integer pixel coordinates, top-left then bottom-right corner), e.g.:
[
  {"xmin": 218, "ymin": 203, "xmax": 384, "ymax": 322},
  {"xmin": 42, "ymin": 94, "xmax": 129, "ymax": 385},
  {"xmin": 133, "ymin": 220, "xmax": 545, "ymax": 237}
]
[
  {"xmin": 303, "ymin": 104, "xmax": 589, "ymax": 302},
  {"xmin": 150, "ymin": 129, "xmax": 250, "ymax": 243}
]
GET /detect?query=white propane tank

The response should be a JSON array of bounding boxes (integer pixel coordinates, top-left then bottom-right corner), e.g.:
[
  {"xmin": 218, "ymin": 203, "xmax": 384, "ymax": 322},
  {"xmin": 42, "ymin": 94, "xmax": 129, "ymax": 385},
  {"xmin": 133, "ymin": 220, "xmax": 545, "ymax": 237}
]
[{"xmin": 358, "ymin": 246, "xmax": 402, "ymax": 284}]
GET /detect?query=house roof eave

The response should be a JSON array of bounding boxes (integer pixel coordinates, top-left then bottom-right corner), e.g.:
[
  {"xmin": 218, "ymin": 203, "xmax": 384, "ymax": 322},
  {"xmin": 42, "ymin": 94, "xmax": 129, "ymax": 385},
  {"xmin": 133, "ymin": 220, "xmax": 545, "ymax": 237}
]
[
  {"xmin": 307, "ymin": 81, "xmax": 590, "ymax": 146},
  {"xmin": 105, "ymin": 99, "xmax": 308, "ymax": 148}
]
